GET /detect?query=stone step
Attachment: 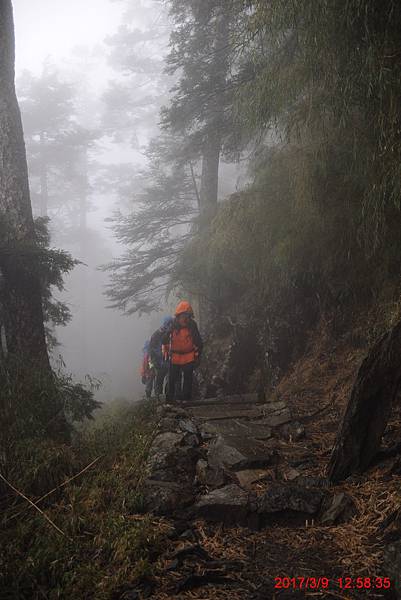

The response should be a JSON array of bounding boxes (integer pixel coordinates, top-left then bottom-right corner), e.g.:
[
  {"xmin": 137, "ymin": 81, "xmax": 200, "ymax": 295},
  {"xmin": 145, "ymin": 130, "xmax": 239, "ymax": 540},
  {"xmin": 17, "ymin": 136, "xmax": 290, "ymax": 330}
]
[
  {"xmin": 201, "ymin": 418, "xmax": 272, "ymax": 440},
  {"xmin": 211, "ymin": 435, "xmax": 271, "ymax": 461},
  {"xmin": 257, "ymin": 410, "xmax": 292, "ymax": 427},
  {"xmin": 189, "ymin": 404, "xmax": 292, "ymax": 427},
  {"xmin": 186, "ymin": 392, "xmax": 259, "ymax": 407},
  {"xmin": 191, "ymin": 406, "xmax": 263, "ymax": 420},
  {"xmin": 261, "ymin": 401, "xmax": 287, "ymax": 413},
  {"xmin": 235, "ymin": 468, "xmax": 272, "ymax": 489},
  {"xmin": 207, "ymin": 434, "xmax": 272, "ymax": 470}
]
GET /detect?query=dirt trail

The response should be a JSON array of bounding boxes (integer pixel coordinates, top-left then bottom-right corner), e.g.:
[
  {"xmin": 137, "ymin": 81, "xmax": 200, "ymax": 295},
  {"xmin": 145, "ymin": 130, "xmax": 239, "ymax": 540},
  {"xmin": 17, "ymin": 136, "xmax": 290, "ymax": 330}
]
[{"xmin": 138, "ymin": 343, "xmax": 401, "ymax": 600}]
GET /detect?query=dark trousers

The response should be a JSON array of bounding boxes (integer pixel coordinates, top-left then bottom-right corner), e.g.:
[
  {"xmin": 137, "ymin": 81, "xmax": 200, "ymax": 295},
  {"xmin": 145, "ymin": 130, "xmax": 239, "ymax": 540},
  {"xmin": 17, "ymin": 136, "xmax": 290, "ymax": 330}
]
[
  {"xmin": 155, "ymin": 363, "xmax": 169, "ymax": 395},
  {"xmin": 167, "ymin": 362, "xmax": 194, "ymax": 402},
  {"xmin": 145, "ymin": 373, "xmax": 155, "ymax": 398}
]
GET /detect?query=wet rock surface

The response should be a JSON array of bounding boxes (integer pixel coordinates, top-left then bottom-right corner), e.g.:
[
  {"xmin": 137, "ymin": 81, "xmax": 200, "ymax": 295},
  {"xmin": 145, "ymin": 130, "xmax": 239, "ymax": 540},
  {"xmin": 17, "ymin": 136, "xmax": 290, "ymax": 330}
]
[
  {"xmin": 144, "ymin": 394, "xmax": 322, "ymax": 526},
  {"xmin": 194, "ymin": 484, "xmax": 250, "ymax": 524},
  {"xmin": 207, "ymin": 435, "xmax": 247, "ymax": 470},
  {"xmin": 140, "ymin": 342, "xmax": 401, "ymax": 600},
  {"xmin": 143, "ymin": 405, "xmax": 202, "ymax": 515},
  {"xmin": 256, "ymin": 482, "xmax": 325, "ymax": 526},
  {"xmin": 139, "ymin": 388, "xmax": 401, "ymax": 600},
  {"xmin": 143, "ymin": 395, "xmax": 359, "ymax": 532},
  {"xmin": 235, "ymin": 468, "xmax": 272, "ymax": 489}
]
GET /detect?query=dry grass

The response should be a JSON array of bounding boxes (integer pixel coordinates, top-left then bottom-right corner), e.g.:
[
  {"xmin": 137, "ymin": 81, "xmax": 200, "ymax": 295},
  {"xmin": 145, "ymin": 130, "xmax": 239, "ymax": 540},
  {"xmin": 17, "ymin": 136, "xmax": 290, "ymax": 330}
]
[{"xmin": 151, "ymin": 321, "xmax": 401, "ymax": 599}]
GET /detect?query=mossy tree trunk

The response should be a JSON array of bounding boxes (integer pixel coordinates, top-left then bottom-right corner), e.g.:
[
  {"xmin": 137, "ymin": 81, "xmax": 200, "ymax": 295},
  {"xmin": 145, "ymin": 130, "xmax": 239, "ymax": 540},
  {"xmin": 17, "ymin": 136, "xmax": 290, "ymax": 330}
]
[
  {"xmin": 327, "ymin": 321, "xmax": 401, "ymax": 482},
  {"xmin": 0, "ymin": 0, "xmax": 50, "ymax": 371}
]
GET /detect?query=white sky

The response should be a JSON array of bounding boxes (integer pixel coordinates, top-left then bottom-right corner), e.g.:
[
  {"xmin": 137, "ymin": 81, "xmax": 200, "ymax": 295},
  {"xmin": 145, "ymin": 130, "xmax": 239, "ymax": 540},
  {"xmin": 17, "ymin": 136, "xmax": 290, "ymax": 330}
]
[
  {"xmin": 13, "ymin": 0, "xmax": 123, "ymax": 74},
  {"xmin": 11, "ymin": 0, "xmax": 161, "ymax": 399}
]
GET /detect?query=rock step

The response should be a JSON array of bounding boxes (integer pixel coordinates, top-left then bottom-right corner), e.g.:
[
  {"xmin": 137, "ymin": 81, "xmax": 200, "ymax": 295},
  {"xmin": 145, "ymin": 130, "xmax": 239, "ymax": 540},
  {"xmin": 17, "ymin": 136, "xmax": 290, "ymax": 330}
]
[
  {"xmin": 192, "ymin": 407, "xmax": 264, "ymax": 420},
  {"xmin": 200, "ymin": 419, "xmax": 272, "ymax": 440},
  {"xmin": 190, "ymin": 404, "xmax": 292, "ymax": 427},
  {"xmin": 192, "ymin": 483, "xmax": 356, "ymax": 527},
  {"xmin": 186, "ymin": 393, "xmax": 259, "ymax": 407},
  {"xmin": 207, "ymin": 434, "xmax": 273, "ymax": 470},
  {"xmin": 221, "ymin": 435, "xmax": 271, "ymax": 458}
]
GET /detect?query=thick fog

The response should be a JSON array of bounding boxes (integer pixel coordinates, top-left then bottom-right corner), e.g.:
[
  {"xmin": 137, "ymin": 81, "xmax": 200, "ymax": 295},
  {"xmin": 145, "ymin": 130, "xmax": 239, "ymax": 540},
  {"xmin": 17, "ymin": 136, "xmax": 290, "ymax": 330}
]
[
  {"xmin": 13, "ymin": 0, "xmax": 171, "ymax": 402},
  {"xmin": 12, "ymin": 0, "xmax": 243, "ymax": 403}
]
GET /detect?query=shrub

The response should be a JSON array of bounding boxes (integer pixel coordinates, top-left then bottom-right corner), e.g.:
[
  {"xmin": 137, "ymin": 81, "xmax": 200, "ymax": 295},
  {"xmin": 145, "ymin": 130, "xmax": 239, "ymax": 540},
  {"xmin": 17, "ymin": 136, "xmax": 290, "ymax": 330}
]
[{"xmin": 1, "ymin": 400, "xmax": 162, "ymax": 600}]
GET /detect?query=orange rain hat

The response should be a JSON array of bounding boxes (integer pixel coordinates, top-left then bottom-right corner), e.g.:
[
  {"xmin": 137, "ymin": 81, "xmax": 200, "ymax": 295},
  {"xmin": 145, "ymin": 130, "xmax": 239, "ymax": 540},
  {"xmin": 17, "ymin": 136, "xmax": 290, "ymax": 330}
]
[{"xmin": 174, "ymin": 300, "xmax": 194, "ymax": 316}]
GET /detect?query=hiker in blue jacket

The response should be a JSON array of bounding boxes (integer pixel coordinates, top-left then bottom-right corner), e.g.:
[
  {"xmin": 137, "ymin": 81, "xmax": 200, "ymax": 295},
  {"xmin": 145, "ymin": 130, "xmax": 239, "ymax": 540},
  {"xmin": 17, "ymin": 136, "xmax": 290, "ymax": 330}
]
[{"xmin": 149, "ymin": 316, "xmax": 174, "ymax": 397}]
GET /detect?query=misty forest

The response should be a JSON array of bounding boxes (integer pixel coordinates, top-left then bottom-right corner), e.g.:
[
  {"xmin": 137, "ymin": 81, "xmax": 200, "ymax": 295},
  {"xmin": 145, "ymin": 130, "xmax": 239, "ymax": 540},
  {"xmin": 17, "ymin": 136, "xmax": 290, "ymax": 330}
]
[{"xmin": 1, "ymin": 0, "xmax": 401, "ymax": 598}]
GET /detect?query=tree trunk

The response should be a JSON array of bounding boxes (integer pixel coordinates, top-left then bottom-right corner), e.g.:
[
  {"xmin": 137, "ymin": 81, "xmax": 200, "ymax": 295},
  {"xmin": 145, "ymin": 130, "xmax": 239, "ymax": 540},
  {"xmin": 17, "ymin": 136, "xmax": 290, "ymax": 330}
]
[
  {"xmin": 39, "ymin": 131, "xmax": 48, "ymax": 217},
  {"xmin": 197, "ymin": 7, "xmax": 229, "ymax": 330},
  {"xmin": 198, "ymin": 6, "xmax": 229, "ymax": 226},
  {"xmin": 199, "ymin": 129, "xmax": 221, "ymax": 224},
  {"xmin": 198, "ymin": 130, "xmax": 221, "ymax": 329},
  {"xmin": 327, "ymin": 321, "xmax": 401, "ymax": 482},
  {"xmin": 0, "ymin": 0, "xmax": 50, "ymax": 370}
]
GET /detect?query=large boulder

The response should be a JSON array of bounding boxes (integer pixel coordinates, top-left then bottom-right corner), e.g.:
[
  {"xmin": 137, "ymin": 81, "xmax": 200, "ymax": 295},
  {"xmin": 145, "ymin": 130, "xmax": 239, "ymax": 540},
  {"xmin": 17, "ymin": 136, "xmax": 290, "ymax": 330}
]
[
  {"xmin": 328, "ymin": 320, "xmax": 401, "ymax": 482},
  {"xmin": 143, "ymin": 421, "xmax": 201, "ymax": 515},
  {"xmin": 235, "ymin": 468, "xmax": 272, "ymax": 489},
  {"xmin": 146, "ymin": 431, "xmax": 187, "ymax": 476},
  {"xmin": 143, "ymin": 480, "xmax": 193, "ymax": 515},
  {"xmin": 147, "ymin": 430, "xmax": 201, "ymax": 473},
  {"xmin": 260, "ymin": 401, "xmax": 292, "ymax": 427},
  {"xmin": 207, "ymin": 435, "xmax": 247, "ymax": 470},
  {"xmin": 178, "ymin": 419, "xmax": 199, "ymax": 435},
  {"xmin": 194, "ymin": 484, "xmax": 250, "ymax": 524},
  {"xmin": 195, "ymin": 458, "xmax": 227, "ymax": 488},
  {"xmin": 256, "ymin": 483, "xmax": 326, "ymax": 527}
]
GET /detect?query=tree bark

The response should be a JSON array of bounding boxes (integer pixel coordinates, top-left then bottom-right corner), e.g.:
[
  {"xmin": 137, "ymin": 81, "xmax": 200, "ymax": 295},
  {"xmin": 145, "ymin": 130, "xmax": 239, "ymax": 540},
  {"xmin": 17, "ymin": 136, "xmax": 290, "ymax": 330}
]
[
  {"xmin": 39, "ymin": 131, "xmax": 48, "ymax": 217},
  {"xmin": 327, "ymin": 321, "xmax": 401, "ymax": 482},
  {"xmin": 0, "ymin": 0, "xmax": 50, "ymax": 370},
  {"xmin": 197, "ymin": 7, "xmax": 229, "ymax": 330},
  {"xmin": 198, "ymin": 6, "xmax": 229, "ymax": 226},
  {"xmin": 199, "ymin": 129, "xmax": 221, "ymax": 224}
]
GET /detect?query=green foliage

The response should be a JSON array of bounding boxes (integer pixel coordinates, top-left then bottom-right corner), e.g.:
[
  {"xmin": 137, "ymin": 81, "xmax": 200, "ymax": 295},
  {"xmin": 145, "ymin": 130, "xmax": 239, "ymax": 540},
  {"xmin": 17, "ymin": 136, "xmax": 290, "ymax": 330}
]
[
  {"xmin": 0, "ymin": 214, "xmax": 78, "ymax": 349},
  {"xmin": 162, "ymin": 0, "xmax": 243, "ymax": 162},
  {"xmin": 0, "ymin": 353, "xmax": 100, "ymax": 450},
  {"xmin": 0, "ymin": 212, "xmax": 91, "ymax": 443},
  {"xmin": 0, "ymin": 401, "xmax": 163, "ymax": 600},
  {"xmin": 103, "ymin": 0, "xmax": 170, "ymax": 145},
  {"xmin": 105, "ymin": 0, "xmax": 246, "ymax": 315},
  {"xmin": 33, "ymin": 216, "xmax": 78, "ymax": 330},
  {"xmin": 173, "ymin": 0, "xmax": 401, "ymax": 377},
  {"xmin": 236, "ymin": 0, "xmax": 401, "ymax": 246},
  {"xmin": 103, "ymin": 133, "xmax": 199, "ymax": 313},
  {"xmin": 177, "ymin": 135, "xmax": 401, "ymax": 372},
  {"xmin": 18, "ymin": 67, "xmax": 100, "ymax": 235}
]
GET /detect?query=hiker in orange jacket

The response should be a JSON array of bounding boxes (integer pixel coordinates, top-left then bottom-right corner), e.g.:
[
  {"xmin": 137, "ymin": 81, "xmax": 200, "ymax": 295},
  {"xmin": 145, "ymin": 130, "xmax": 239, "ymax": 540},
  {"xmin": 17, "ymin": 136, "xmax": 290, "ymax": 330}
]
[{"xmin": 163, "ymin": 301, "xmax": 203, "ymax": 403}]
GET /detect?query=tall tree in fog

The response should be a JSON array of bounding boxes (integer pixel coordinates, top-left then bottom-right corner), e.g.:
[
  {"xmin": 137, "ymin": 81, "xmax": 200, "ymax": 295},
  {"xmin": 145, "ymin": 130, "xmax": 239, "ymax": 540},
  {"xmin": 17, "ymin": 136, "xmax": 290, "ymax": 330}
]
[
  {"xmin": 102, "ymin": 0, "xmax": 171, "ymax": 146},
  {"xmin": 0, "ymin": 0, "xmax": 50, "ymax": 370},
  {"xmin": 104, "ymin": 133, "xmax": 199, "ymax": 313},
  {"xmin": 162, "ymin": 0, "xmax": 235, "ymax": 226},
  {"xmin": 18, "ymin": 69, "xmax": 75, "ymax": 218},
  {"xmin": 19, "ymin": 70, "xmax": 99, "ymax": 246},
  {"xmin": 160, "ymin": 1, "xmax": 237, "ymax": 325},
  {"xmin": 105, "ymin": 0, "xmax": 239, "ymax": 317}
]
